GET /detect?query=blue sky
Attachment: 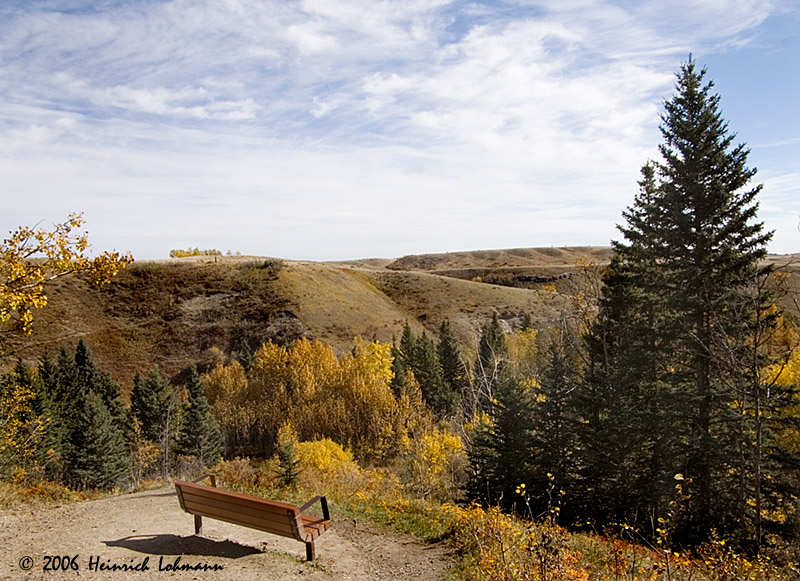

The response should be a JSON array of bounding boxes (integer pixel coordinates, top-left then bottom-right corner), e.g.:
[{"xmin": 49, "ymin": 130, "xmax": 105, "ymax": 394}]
[{"xmin": 1, "ymin": 0, "xmax": 798, "ymax": 260}]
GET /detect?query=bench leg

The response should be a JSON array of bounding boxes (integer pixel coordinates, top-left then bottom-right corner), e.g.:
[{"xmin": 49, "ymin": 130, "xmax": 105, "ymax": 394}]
[
  {"xmin": 194, "ymin": 515, "xmax": 203, "ymax": 535},
  {"xmin": 305, "ymin": 541, "xmax": 316, "ymax": 562}
]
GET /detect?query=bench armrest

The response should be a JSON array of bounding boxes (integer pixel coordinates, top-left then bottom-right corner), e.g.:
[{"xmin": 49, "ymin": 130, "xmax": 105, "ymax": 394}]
[
  {"xmin": 299, "ymin": 495, "xmax": 330, "ymax": 520},
  {"xmin": 192, "ymin": 473, "xmax": 217, "ymax": 487}
]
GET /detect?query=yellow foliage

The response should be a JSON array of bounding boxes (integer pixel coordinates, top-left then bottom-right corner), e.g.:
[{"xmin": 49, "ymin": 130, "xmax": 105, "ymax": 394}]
[
  {"xmin": 206, "ymin": 337, "xmax": 431, "ymax": 462},
  {"xmin": 294, "ymin": 438, "xmax": 361, "ymax": 493},
  {"xmin": 203, "ymin": 361, "xmax": 261, "ymax": 445},
  {"xmin": 0, "ymin": 213, "xmax": 132, "ymax": 333},
  {"xmin": 506, "ymin": 327, "xmax": 541, "ymax": 386},
  {"xmin": 295, "ymin": 439, "xmax": 356, "ymax": 476},
  {"xmin": 401, "ymin": 426, "xmax": 467, "ymax": 501},
  {"xmin": 0, "ymin": 380, "xmax": 47, "ymax": 474},
  {"xmin": 277, "ymin": 421, "xmax": 298, "ymax": 448},
  {"xmin": 169, "ymin": 248, "xmax": 221, "ymax": 258}
]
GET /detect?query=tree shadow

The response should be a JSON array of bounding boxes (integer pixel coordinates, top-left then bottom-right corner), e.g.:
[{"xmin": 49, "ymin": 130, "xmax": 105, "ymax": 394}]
[{"xmin": 104, "ymin": 535, "xmax": 262, "ymax": 558}]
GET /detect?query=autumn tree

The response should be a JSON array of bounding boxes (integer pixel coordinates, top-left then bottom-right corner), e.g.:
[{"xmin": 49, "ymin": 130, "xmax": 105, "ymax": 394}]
[
  {"xmin": 0, "ymin": 360, "xmax": 47, "ymax": 478},
  {"xmin": 0, "ymin": 213, "xmax": 132, "ymax": 334}
]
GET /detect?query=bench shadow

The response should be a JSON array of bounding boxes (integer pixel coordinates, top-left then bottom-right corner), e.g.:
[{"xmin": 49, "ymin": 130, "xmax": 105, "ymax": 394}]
[{"xmin": 104, "ymin": 535, "xmax": 262, "ymax": 558}]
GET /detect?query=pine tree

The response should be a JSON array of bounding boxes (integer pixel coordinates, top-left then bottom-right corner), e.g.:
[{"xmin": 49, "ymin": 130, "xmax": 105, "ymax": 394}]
[
  {"xmin": 604, "ymin": 58, "xmax": 774, "ymax": 545},
  {"xmin": 73, "ymin": 392, "xmax": 127, "ymax": 489},
  {"xmin": 178, "ymin": 368, "xmax": 223, "ymax": 467},
  {"xmin": 413, "ymin": 332, "xmax": 456, "ymax": 418},
  {"xmin": 438, "ymin": 320, "xmax": 467, "ymax": 409},
  {"xmin": 131, "ymin": 368, "xmax": 179, "ymax": 477}
]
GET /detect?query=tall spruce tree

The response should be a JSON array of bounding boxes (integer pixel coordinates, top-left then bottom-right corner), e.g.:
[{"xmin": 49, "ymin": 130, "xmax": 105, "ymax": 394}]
[
  {"xmin": 73, "ymin": 392, "xmax": 128, "ymax": 489},
  {"xmin": 178, "ymin": 368, "xmax": 223, "ymax": 467},
  {"xmin": 131, "ymin": 368, "xmax": 180, "ymax": 477},
  {"xmin": 414, "ymin": 332, "xmax": 456, "ymax": 418},
  {"xmin": 599, "ymin": 58, "xmax": 773, "ymax": 546},
  {"xmin": 531, "ymin": 342, "xmax": 580, "ymax": 522},
  {"xmin": 466, "ymin": 376, "xmax": 535, "ymax": 514},
  {"xmin": 438, "ymin": 320, "xmax": 467, "ymax": 409}
]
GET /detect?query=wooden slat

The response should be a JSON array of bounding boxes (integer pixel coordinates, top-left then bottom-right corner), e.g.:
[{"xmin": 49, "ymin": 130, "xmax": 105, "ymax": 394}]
[
  {"xmin": 182, "ymin": 501, "xmax": 299, "ymax": 538},
  {"xmin": 175, "ymin": 481, "xmax": 299, "ymax": 515},
  {"xmin": 180, "ymin": 491, "xmax": 295, "ymax": 527},
  {"xmin": 181, "ymin": 497, "xmax": 295, "ymax": 531}
]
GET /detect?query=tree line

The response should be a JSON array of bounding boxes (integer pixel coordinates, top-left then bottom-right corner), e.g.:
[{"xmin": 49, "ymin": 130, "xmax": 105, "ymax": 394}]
[{"xmin": 0, "ymin": 339, "xmax": 222, "ymax": 489}]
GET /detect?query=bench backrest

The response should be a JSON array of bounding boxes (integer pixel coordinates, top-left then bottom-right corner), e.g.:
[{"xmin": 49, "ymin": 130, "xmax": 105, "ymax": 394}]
[{"xmin": 174, "ymin": 480, "xmax": 306, "ymax": 542}]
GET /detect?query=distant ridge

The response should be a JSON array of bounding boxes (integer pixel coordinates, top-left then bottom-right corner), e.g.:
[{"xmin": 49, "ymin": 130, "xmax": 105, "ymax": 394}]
[{"xmin": 385, "ymin": 246, "xmax": 614, "ymax": 271}]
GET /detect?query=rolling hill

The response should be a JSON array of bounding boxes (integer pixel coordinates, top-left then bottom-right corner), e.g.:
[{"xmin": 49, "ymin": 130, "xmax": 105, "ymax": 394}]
[{"xmin": 2, "ymin": 247, "xmax": 797, "ymax": 388}]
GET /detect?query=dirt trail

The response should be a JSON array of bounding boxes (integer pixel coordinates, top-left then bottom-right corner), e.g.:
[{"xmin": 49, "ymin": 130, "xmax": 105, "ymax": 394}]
[{"xmin": 0, "ymin": 487, "xmax": 456, "ymax": 580}]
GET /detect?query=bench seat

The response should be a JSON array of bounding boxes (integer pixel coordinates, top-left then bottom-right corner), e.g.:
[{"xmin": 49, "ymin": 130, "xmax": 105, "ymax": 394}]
[{"xmin": 174, "ymin": 475, "xmax": 330, "ymax": 561}]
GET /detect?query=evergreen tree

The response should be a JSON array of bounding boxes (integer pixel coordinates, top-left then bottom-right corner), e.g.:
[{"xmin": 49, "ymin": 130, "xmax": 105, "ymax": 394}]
[
  {"xmin": 396, "ymin": 323, "xmax": 455, "ymax": 417},
  {"xmin": 178, "ymin": 368, "xmax": 223, "ymax": 466},
  {"xmin": 466, "ymin": 376, "xmax": 535, "ymax": 514},
  {"xmin": 412, "ymin": 332, "xmax": 456, "ymax": 418},
  {"xmin": 389, "ymin": 344, "xmax": 410, "ymax": 397},
  {"xmin": 36, "ymin": 342, "xmax": 129, "ymax": 488},
  {"xmin": 36, "ymin": 351, "xmax": 67, "ymax": 480},
  {"xmin": 399, "ymin": 322, "xmax": 416, "ymax": 369},
  {"xmin": 438, "ymin": 320, "xmax": 467, "ymax": 409},
  {"xmin": 73, "ymin": 392, "xmax": 127, "ymax": 489},
  {"xmin": 473, "ymin": 313, "xmax": 508, "ymax": 412},
  {"xmin": 276, "ymin": 421, "xmax": 300, "ymax": 489},
  {"xmin": 131, "ymin": 368, "xmax": 179, "ymax": 477},
  {"xmin": 596, "ymin": 58, "xmax": 775, "ymax": 546},
  {"xmin": 578, "ymin": 253, "xmax": 682, "ymax": 533},
  {"xmin": 74, "ymin": 338, "xmax": 128, "ymax": 437},
  {"xmin": 530, "ymin": 343, "xmax": 580, "ymax": 522},
  {"xmin": 238, "ymin": 340, "xmax": 254, "ymax": 372}
]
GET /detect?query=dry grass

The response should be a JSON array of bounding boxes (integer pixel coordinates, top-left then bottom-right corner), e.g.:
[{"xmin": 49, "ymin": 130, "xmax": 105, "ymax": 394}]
[{"xmin": 3, "ymin": 247, "xmax": 796, "ymax": 388}]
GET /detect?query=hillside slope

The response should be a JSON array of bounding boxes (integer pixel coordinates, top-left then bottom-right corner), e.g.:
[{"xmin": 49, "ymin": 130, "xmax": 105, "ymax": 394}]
[{"xmin": 4, "ymin": 247, "xmax": 796, "ymax": 388}]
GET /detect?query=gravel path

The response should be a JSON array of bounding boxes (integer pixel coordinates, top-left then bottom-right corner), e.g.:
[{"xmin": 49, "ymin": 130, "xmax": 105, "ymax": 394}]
[{"xmin": 0, "ymin": 487, "xmax": 456, "ymax": 580}]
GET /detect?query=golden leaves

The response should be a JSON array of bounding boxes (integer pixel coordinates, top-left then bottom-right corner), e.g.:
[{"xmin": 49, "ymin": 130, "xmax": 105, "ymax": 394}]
[{"xmin": 1, "ymin": 212, "xmax": 133, "ymax": 333}]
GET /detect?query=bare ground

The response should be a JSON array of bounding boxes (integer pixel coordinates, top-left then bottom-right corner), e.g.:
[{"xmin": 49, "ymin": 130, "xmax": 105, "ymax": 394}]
[{"xmin": 0, "ymin": 487, "xmax": 456, "ymax": 580}]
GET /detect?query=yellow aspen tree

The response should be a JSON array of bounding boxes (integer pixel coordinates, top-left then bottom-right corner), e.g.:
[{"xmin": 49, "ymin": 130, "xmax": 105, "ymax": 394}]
[
  {"xmin": 506, "ymin": 327, "xmax": 541, "ymax": 389},
  {"xmin": 249, "ymin": 342, "xmax": 291, "ymax": 445},
  {"xmin": 203, "ymin": 361, "xmax": 253, "ymax": 450},
  {"xmin": 1, "ymin": 213, "xmax": 133, "ymax": 333}
]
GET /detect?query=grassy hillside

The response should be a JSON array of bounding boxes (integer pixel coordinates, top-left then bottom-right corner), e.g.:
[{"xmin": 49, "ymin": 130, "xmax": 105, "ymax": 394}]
[{"xmin": 3, "ymin": 246, "xmax": 797, "ymax": 387}]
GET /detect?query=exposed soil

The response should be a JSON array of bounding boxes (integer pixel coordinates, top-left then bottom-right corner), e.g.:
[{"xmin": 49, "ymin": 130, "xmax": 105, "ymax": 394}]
[{"xmin": 0, "ymin": 487, "xmax": 456, "ymax": 580}]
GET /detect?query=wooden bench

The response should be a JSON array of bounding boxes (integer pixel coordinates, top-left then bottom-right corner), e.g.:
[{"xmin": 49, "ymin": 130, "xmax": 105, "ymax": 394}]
[{"xmin": 174, "ymin": 474, "xmax": 331, "ymax": 561}]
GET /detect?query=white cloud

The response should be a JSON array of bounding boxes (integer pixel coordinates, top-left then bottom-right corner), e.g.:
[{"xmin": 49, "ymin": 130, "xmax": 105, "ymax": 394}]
[{"xmin": 0, "ymin": 0, "xmax": 795, "ymax": 258}]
